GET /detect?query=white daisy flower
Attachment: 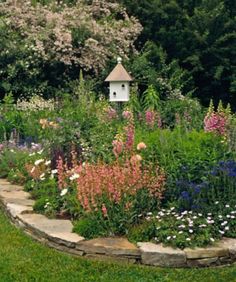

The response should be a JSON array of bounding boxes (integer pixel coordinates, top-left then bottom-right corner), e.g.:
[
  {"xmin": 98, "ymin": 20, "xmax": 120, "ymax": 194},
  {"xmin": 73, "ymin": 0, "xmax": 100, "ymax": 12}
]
[
  {"xmin": 69, "ymin": 173, "xmax": 80, "ymax": 181},
  {"xmin": 45, "ymin": 160, "xmax": 51, "ymax": 166},
  {"xmin": 221, "ymin": 221, "xmax": 228, "ymax": 226},
  {"xmin": 60, "ymin": 188, "xmax": 68, "ymax": 197},
  {"xmin": 34, "ymin": 159, "xmax": 44, "ymax": 166}
]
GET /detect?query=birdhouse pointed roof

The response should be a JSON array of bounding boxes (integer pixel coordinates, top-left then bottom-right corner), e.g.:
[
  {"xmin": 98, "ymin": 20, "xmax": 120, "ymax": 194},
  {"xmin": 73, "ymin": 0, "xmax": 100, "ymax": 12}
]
[{"xmin": 105, "ymin": 58, "xmax": 132, "ymax": 82}]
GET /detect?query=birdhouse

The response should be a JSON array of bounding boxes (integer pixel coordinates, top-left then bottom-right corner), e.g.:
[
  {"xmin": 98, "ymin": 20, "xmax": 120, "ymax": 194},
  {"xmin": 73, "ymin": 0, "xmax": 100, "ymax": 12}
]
[{"xmin": 105, "ymin": 57, "xmax": 132, "ymax": 102}]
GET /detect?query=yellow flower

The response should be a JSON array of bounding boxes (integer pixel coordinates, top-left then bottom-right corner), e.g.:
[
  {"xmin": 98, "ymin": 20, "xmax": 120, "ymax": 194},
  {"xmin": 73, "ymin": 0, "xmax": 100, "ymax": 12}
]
[{"xmin": 39, "ymin": 119, "xmax": 48, "ymax": 129}]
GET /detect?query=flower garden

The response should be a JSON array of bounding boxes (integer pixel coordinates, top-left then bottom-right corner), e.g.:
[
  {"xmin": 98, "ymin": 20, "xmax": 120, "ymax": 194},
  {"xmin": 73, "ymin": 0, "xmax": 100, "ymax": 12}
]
[{"xmin": 1, "ymin": 89, "xmax": 236, "ymax": 254}]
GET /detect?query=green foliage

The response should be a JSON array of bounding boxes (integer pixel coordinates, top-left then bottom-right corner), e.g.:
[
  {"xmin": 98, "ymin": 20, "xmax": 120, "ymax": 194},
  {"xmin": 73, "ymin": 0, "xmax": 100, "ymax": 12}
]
[
  {"xmin": 142, "ymin": 85, "xmax": 160, "ymax": 111},
  {"xmin": 128, "ymin": 221, "xmax": 156, "ymax": 243},
  {"xmin": 120, "ymin": 0, "xmax": 236, "ymax": 107},
  {"xmin": 73, "ymin": 217, "xmax": 108, "ymax": 239}
]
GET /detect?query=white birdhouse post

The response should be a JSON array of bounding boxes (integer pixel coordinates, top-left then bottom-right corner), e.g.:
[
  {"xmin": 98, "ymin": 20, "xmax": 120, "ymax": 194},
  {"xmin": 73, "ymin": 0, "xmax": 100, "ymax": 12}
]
[{"xmin": 105, "ymin": 57, "xmax": 132, "ymax": 102}]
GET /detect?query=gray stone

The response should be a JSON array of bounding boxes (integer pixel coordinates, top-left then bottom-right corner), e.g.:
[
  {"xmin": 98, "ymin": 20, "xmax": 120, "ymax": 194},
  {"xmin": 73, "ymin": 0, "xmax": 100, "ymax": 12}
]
[
  {"xmin": 3, "ymin": 198, "xmax": 35, "ymax": 206},
  {"xmin": 6, "ymin": 203, "xmax": 33, "ymax": 218},
  {"xmin": 0, "ymin": 179, "xmax": 11, "ymax": 185},
  {"xmin": 46, "ymin": 240, "xmax": 84, "ymax": 256},
  {"xmin": 48, "ymin": 232, "xmax": 84, "ymax": 247},
  {"xmin": 187, "ymin": 257, "xmax": 219, "ymax": 267},
  {"xmin": 18, "ymin": 213, "xmax": 73, "ymax": 233},
  {"xmin": 219, "ymin": 256, "xmax": 233, "ymax": 264},
  {"xmin": 218, "ymin": 238, "xmax": 236, "ymax": 258},
  {"xmin": 77, "ymin": 238, "xmax": 140, "ymax": 258},
  {"xmin": 138, "ymin": 242, "xmax": 186, "ymax": 267},
  {"xmin": 0, "ymin": 182, "xmax": 24, "ymax": 192},
  {"xmin": 85, "ymin": 253, "xmax": 137, "ymax": 264},
  {"xmin": 18, "ymin": 213, "xmax": 83, "ymax": 246},
  {"xmin": 0, "ymin": 190, "xmax": 30, "ymax": 199},
  {"xmin": 185, "ymin": 246, "xmax": 229, "ymax": 259}
]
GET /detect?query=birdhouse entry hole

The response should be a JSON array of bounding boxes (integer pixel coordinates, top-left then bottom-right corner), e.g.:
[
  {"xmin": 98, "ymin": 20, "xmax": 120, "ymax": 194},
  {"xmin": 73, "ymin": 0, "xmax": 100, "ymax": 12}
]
[
  {"xmin": 113, "ymin": 92, "xmax": 117, "ymax": 96},
  {"xmin": 122, "ymin": 84, "xmax": 125, "ymax": 89}
]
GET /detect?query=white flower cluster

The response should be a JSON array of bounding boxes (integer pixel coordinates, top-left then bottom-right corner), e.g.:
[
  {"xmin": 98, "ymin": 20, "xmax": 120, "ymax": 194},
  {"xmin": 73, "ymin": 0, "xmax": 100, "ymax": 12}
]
[
  {"xmin": 144, "ymin": 205, "xmax": 236, "ymax": 246},
  {"xmin": 16, "ymin": 95, "xmax": 55, "ymax": 111}
]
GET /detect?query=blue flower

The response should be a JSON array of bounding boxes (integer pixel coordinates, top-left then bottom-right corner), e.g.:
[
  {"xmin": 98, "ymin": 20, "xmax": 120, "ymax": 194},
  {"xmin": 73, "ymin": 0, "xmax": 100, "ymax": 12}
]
[{"xmin": 181, "ymin": 191, "xmax": 190, "ymax": 200}]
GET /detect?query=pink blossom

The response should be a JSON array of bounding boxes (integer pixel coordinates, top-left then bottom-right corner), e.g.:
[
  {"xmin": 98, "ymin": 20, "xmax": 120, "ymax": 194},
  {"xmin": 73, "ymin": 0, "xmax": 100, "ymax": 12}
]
[
  {"xmin": 122, "ymin": 110, "xmax": 133, "ymax": 120},
  {"xmin": 130, "ymin": 154, "xmax": 142, "ymax": 164},
  {"xmin": 145, "ymin": 110, "xmax": 156, "ymax": 128},
  {"xmin": 76, "ymin": 160, "xmax": 166, "ymax": 212},
  {"xmin": 106, "ymin": 107, "xmax": 118, "ymax": 120},
  {"xmin": 112, "ymin": 139, "xmax": 124, "ymax": 158},
  {"xmin": 204, "ymin": 112, "xmax": 227, "ymax": 135},
  {"xmin": 137, "ymin": 142, "xmax": 147, "ymax": 150},
  {"xmin": 101, "ymin": 203, "xmax": 108, "ymax": 217},
  {"xmin": 125, "ymin": 123, "xmax": 135, "ymax": 151}
]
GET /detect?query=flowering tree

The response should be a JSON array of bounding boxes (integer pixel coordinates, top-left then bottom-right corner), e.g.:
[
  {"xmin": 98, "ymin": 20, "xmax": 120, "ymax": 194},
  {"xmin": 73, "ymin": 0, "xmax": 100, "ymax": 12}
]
[{"xmin": 0, "ymin": 0, "xmax": 142, "ymax": 74}]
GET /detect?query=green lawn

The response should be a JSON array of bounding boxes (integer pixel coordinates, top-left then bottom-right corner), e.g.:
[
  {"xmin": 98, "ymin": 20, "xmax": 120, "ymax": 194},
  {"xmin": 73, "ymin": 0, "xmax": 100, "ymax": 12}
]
[{"xmin": 0, "ymin": 210, "xmax": 236, "ymax": 282}]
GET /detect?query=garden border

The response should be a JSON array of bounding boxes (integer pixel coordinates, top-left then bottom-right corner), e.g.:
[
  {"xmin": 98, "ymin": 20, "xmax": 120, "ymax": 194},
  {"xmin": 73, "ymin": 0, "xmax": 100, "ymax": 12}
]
[{"xmin": 1, "ymin": 178, "xmax": 236, "ymax": 268}]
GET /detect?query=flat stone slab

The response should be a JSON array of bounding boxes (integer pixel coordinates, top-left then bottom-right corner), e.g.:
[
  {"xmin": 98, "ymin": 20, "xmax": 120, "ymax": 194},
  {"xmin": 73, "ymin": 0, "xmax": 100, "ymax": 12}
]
[
  {"xmin": 18, "ymin": 213, "xmax": 84, "ymax": 246},
  {"xmin": 0, "ymin": 179, "xmax": 24, "ymax": 192},
  {"xmin": 185, "ymin": 245, "xmax": 229, "ymax": 259},
  {"xmin": 77, "ymin": 238, "xmax": 140, "ymax": 257},
  {"xmin": 6, "ymin": 203, "xmax": 33, "ymax": 218},
  {"xmin": 138, "ymin": 242, "xmax": 186, "ymax": 267},
  {"xmin": 18, "ymin": 213, "xmax": 74, "ymax": 234},
  {"xmin": 2, "ymin": 197, "xmax": 35, "ymax": 206},
  {"xmin": 0, "ymin": 184, "xmax": 24, "ymax": 192},
  {"xmin": 48, "ymin": 232, "xmax": 84, "ymax": 247},
  {"xmin": 187, "ymin": 257, "xmax": 219, "ymax": 267},
  {"xmin": 218, "ymin": 238, "xmax": 236, "ymax": 258},
  {"xmin": 0, "ymin": 188, "xmax": 34, "ymax": 206},
  {"xmin": 0, "ymin": 190, "xmax": 31, "ymax": 200},
  {"xmin": 0, "ymin": 179, "xmax": 20, "ymax": 186}
]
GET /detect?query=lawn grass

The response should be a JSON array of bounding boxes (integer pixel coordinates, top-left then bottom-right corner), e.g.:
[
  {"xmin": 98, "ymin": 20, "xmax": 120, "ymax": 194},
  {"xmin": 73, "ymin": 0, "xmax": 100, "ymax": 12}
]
[{"xmin": 0, "ymin": 210, "xmax": 236, "ymax": 282}]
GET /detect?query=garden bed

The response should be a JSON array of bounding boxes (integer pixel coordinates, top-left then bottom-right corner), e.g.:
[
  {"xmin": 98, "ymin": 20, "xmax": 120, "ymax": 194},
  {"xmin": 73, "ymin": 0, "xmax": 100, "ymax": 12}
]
[
  {"xmin": 1, "ymin": 178, "xmax": 236, "ymax": 268},
  {"xmin": 1, "ymin": 93, "xmax": 236, "ymax": 267}
]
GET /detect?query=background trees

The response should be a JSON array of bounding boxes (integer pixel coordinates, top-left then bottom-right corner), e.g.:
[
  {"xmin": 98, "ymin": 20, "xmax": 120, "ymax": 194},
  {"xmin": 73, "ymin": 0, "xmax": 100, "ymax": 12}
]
[
  {"xmin": 0, "ymin": 0, "xmax": 235, "ymax": 108},
  {"xmin": 0, "ymin": 0, "xmax": 141, "ymax": 99},
  {"xmin": 120, "ymin": 0, "xmax": 236, "ymax": 107}
]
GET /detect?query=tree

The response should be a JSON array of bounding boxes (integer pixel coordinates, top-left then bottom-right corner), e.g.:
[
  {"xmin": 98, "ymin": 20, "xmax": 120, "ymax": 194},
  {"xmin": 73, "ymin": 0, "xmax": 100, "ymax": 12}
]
[
  {"xmin": 119, "ymin": 0, "xmax": 236, "ymax": 107},
  {"xmin": 0, "ymin": 0, "xmax": 142, "ymax": 98}
]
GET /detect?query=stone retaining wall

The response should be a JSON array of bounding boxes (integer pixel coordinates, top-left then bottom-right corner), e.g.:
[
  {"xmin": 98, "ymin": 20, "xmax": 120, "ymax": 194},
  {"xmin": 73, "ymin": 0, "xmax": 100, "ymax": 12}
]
[{"xmin": 1, "ymin": 178, "xmax": 236, "ymax": 268}]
